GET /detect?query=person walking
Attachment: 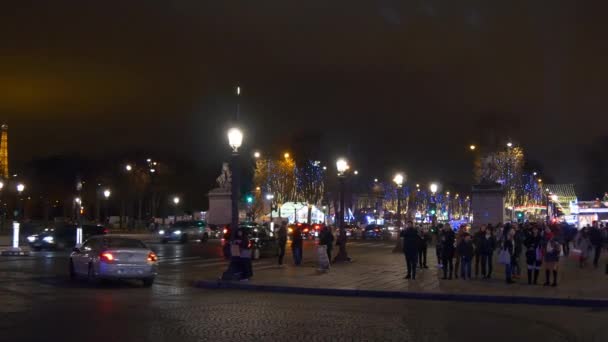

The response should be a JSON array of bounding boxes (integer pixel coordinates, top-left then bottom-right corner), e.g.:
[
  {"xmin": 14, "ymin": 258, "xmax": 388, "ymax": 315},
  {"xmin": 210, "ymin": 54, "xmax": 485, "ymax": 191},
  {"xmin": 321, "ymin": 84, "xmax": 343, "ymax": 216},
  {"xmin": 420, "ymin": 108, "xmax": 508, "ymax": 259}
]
[
  {"xmin": 238, "ymin": 226, "xmax": 253, "ymax": 281},
  {"xmin": 319, "ymin": 225, "xmax": 334, "ymax": 264},
  {"xmin": 524, "ymin": 225, "xmax": 542, "ymax": 285},
  {"xmin": 291, "ymin": 224, "xmax": 303, "ymax": 266},
  {"xmin": 418, "ymin": 227, "xmax": 431, "ymax": 268},
  {"xmin": 562, "ymin": 223, "xmax": 575, "ymax": 256},
  {"xmin": 441, "ymin": 224, "xmax": 456, "ymax": 280},
  {"xmin": 457, "ymin": 233, "xmax": 474, "ymax": 279},
  {"xmin": 401, "ymin": 221, "xmax": 419, "ymax": 280},
  {"xmin": 590, "ymin": 221, "xmax": 603, "ymax": 268},
  {"xmin": 575, "ymin": 226, "xmax": 592, "ymax": 268},
  {"xmin": 277, "ymin": 221, "xmax": 288, "ymax": 266},
  {"xmin": 543, "ymin": 228, "xmax": 561, "ymax": 287}
]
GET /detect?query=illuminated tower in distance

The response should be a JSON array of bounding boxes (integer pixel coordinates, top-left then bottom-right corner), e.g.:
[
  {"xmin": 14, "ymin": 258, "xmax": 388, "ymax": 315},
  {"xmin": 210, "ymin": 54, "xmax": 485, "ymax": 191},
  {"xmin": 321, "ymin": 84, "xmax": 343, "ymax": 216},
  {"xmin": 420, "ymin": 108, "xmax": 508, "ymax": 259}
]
[{"xmin": 0, "ymin": 124, "xmax": 8, "ymax": 179}]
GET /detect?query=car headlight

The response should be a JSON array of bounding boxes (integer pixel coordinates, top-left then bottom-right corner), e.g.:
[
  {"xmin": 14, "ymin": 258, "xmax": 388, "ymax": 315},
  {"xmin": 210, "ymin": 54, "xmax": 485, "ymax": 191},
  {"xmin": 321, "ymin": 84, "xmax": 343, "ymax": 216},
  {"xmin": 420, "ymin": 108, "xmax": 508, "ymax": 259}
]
[
  {"xmin": 27, "ymin": 235, "xmax": 37, "ymax": 243},
  {"xmin": 173, "ymin": 230, "xmax": 182, "ymax": 235},
  {"xmin": 43, "ymin": 236, "xmax": 54, "ymax": 243},
  {"xmin": 158, "ymin": 230, "xmax": 165, "ymax": 235}
]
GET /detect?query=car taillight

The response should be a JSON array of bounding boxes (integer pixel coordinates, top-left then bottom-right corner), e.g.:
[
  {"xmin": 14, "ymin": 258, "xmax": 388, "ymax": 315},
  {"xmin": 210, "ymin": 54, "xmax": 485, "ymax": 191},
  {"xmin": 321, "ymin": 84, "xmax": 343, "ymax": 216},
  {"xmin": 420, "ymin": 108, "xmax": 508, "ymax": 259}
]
[
  {"xmin": 100, "ymin": 252, "xmax": 114, "ymax": 262},
  {"xmin": 248, "ymin": 240, "xmax": 253, "ymax": 248},
  {"xmin": 147, "ymin": 252, "xmax": 158, "ymax": 262},
  {"xmin": 288, "ymin": 228, "xmax": 293, "ymax": 233},
  {"xmin": 103, "ymin": 229, "xmax": 109, "ymax": 234},
  {"xmin": 303, "ymin": 228, "xmax": 309, "ymax": 233},
  {"xmin": 223, "ymin": 228, "xmax": 228, "ymax": 234}
]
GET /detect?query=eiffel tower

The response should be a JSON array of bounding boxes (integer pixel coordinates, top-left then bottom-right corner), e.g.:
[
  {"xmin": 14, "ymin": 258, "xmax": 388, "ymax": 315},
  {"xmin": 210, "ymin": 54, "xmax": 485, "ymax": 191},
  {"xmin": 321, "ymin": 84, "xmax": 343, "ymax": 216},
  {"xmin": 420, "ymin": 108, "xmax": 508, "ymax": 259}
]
[{"xmin": 0, "ymin": 124, "xmax": 8, "ymax": 179}]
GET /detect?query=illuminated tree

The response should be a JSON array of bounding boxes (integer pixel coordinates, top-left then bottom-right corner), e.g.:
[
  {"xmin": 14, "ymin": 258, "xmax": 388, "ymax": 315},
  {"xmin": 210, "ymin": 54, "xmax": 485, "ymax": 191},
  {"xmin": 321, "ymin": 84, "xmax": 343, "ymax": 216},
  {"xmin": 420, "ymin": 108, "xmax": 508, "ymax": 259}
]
[
  {"xmin": 296, "ymin": 160, "xmax": 325, "ymax": 224},
  {"xmin": 254, "ymin": 155, "xmax": 297, "ymax": 218}
]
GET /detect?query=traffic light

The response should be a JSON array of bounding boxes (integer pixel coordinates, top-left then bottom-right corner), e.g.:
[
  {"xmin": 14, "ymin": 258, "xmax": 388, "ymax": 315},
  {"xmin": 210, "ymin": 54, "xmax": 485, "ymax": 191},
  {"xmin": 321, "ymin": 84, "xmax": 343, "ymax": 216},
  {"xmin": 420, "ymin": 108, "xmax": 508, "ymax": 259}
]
[{"xmin": 246, "ymin": 195, "xmax": 253, "ymax": 204}]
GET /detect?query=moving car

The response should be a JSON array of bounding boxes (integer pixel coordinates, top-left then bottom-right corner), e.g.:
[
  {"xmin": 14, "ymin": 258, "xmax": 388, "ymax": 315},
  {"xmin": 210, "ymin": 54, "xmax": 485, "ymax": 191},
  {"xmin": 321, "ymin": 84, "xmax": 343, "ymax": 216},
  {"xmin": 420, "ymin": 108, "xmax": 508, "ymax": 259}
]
[
  {"xmin": 69, "ymin": 236, "xmax": 158, "ymax": 287},
  {"xmin": 363, "ymin": 224, "xmax": 388, "ymax": 239},
  {"xmin": 27, "ymin": 224, "xmax": 108, "ymax": 251},
  {"xmin": 222, "ymin": 223, "xmax": 278, "ymax": 259},
  {"xmin": 159, "ymin": 220, "xmax": 210, "ymax": 244}
]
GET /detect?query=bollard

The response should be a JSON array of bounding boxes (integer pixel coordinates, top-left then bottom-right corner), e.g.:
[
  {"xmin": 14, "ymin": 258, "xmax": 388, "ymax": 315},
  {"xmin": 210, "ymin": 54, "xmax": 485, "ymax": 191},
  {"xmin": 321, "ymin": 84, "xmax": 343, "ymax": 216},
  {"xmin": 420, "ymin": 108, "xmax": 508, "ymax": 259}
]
[{"xmin": 12, "ymin": 221, "xmax": 19, "ymax": 248}]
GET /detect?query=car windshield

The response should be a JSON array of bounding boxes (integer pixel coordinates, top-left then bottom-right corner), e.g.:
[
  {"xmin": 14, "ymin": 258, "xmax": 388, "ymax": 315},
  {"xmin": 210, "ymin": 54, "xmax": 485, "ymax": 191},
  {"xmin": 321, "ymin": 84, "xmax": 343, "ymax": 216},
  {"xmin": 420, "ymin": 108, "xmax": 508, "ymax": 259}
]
[{"xmin": 100, "ymin": 238, "xmax": 147, "ymax": 249}]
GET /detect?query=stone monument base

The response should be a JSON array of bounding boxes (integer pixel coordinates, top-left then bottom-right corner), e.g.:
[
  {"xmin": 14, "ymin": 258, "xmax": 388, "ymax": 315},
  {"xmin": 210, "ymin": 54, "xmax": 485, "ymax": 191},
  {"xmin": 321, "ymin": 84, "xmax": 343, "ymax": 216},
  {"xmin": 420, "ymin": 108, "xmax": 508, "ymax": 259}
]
[{"xmin": 207, "ymin": 188, "xmax": 232, "ymax": 225}]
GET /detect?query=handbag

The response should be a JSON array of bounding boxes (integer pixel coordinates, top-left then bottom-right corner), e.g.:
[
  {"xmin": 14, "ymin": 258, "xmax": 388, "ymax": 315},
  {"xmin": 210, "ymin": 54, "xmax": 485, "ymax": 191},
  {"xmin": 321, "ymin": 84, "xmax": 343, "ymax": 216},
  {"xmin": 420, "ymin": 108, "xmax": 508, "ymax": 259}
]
[
  {"xmin": 230, "ymin": 243, "xmax": 241, "ymax": 257},
  {"xmin": 498, "ymin": 249, "xmax": 511, "ymax": 265},
  {"xmin": 570, "ymin": 248, "xmax": 582, "ymax": 260}
]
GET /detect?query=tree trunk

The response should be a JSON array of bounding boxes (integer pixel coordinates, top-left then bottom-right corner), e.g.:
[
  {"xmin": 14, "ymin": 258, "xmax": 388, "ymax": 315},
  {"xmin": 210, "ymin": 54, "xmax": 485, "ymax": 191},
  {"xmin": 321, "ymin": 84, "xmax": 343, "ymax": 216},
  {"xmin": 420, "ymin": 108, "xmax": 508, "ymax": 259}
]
[{"xmin": 307, "ymin": 204, "xmax": 312, "ymax": 224}]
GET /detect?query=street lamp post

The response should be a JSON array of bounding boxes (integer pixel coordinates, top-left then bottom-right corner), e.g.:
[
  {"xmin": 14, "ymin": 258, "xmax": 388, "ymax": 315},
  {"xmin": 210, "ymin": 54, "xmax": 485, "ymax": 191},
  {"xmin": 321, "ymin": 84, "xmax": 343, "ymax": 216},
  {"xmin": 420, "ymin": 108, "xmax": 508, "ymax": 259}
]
[
  {"xmin": 103, "ymin": 189, "xmax": 111, "ymax": 224},
  {"xmin": 430, "ymin": 183, "xmax": 438, "ymax": 225},
  {"xmin": 266, "ymin": 194, "xmax": 274, "ymax": 231},
  {"xmin": 222, "ymin": 127, "xmax": 243, "ymax": 280},
  {"xmin": 334, "ymin": 158, "xmax": 351, "ymax": 263},
  {"xmin": 173, "ymin": 196, "xmax": 180, "ymax": 223},
  {"xmin": 393, "ymin": 173, "xmax": 404, "ymax": 253}
]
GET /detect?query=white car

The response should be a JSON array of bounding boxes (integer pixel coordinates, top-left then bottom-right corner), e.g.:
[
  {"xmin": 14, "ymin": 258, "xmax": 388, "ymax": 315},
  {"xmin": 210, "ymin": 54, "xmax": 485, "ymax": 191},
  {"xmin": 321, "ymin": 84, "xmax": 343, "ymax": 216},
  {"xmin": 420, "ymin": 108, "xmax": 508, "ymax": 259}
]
[{"xmin": 69, "ymin": 236, "xmax": 158, "ymax": 287}]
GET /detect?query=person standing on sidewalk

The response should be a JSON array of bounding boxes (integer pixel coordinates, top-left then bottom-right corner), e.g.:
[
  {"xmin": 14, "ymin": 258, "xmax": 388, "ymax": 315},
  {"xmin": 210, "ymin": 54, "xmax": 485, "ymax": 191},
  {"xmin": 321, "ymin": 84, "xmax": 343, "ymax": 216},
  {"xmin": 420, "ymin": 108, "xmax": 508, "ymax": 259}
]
[
  {"xmin": 543, "ymin": 228, "xmax": 561, "ymax": 287},
  {"xmin": 401, "ymin": 221, "xmax": 419, "ymax": 280},
  {"xmin": 524, "ymin": 225, "xmax": 542, "ymax": 285},
  {"xmin": 291, "ymin": 224, "xmax": 303, "ymax": 266},
  {"xmin": 277, "ymin": 221, "xmax": 288, "ymax": 266},
  {"xmin": 435, "ymin": 224, "xmax": 444, "ymax": 269},
  {"xmin": 418, "ymin": 226, "xmax": 431, "ymax": 269},
  {"xmin": 500, "ymin": 224, "xmax": 515, "ymax": 284},
  {"xmin": 441, "ymin": 224, "xmax": 456, "ymax": 280},
  {"xmin": 238, "ymin": 226, "xmax": 253, "ymax": 281},
  {"xmin": 575, "ymin": 226, "xmax": 592, "ymax": 268},
  {"xmin": 473, "ymin": 225, "xmax": 488, "ymax": 277},
  {"xmin": 457, "ymin": 233, "xmax": 474, "ymax": 279},
  {"xmin": 453, "ymin": 225, "xmax": 467, "ymax": 279},
  {"xmin": 512, "ymin": 223, "xmax": 525, "ymax": 279},
  {"xmin": 590, "ymin": 221, "xmax": 603, "ymax": 268}
]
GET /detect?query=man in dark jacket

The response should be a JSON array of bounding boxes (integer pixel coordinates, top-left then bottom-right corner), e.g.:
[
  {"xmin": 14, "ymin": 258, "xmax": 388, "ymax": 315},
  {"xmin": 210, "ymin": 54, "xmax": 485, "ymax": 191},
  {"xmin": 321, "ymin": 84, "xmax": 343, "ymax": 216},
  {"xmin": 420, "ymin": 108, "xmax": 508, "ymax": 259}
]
[
  {"xmin": 418, "ymin": 227, "xmax": 431, "ymax": 268},
  {"xmin": 441, "ymin": 224, "xmax": 456, "ymax": 279},
  {"xmin": 291, "ymin": 224, "xmax": 303, "ymax": 266},
  {"xmin": 473, "ymin": 225, "xmax": 487, "ymax": 277},
  {"xmin": 400, "ymin": 221, "xmax": 419, "ymax": 280},
  {"xmin": 277, "ymin": 222, "xmax": 288, "ymax": 266},
  {"xmin": 590, "ymin": 221, "xmax": 603, "ymax": 268}
]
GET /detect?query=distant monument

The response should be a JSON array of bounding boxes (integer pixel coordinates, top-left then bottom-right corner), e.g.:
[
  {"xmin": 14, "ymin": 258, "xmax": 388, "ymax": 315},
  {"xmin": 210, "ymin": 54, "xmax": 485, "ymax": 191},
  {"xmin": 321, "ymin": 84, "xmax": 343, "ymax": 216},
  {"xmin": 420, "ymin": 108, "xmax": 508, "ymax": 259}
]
[
  {"xmin": 206, "ymin": 163, "xmax": 233, "ymax": 225},
  {"xmin": 471, "ymin": 183, "xmax": 506, "ymax": 229},
  {"xmin": 0, "ymin": 124, "xmax": 8, "ymax": 179}
]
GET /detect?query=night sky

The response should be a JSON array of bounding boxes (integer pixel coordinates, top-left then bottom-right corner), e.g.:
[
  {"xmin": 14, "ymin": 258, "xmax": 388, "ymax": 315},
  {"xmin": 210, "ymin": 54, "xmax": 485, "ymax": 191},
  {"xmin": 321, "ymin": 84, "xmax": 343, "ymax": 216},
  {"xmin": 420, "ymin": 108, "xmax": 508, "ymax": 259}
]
[{"xmin": 2, "ymin": 1, "xmax": 607, "ymax": 196}]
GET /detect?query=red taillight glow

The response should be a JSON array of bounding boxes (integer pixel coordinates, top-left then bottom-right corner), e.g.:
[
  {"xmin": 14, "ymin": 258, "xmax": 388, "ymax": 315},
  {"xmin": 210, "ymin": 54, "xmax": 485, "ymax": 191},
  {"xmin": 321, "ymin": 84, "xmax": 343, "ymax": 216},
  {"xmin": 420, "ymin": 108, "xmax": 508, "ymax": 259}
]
[
  {"xmin": 297, "ymin": 223, "xmax": 302, "ymax": 226},
  {"xmin": 103, "ymin": 229, "xmax": 109, "ymax": 234},
  {"xmin": 147, "ymin": 252, "xmax": 157, "ymax": 262},
  {"xmin": 303, "ymin": 228, "xmax": 309, "ymax": 233},
  {"xmin": 100, "ymin": 252, "xmax": 114, "ymax": 262},
  {"xmin": 223, "ymin": 229, "xmax": 228, "ymax": 234}
]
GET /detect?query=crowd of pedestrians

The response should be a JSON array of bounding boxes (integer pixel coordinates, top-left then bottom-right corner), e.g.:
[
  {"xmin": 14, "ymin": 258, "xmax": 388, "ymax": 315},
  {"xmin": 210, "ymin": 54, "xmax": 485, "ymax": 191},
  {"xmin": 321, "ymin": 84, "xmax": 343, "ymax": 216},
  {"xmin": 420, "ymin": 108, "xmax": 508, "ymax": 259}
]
[{"xmin": 400, "ymin": 220, "xmax": 608, "ymax": 286}]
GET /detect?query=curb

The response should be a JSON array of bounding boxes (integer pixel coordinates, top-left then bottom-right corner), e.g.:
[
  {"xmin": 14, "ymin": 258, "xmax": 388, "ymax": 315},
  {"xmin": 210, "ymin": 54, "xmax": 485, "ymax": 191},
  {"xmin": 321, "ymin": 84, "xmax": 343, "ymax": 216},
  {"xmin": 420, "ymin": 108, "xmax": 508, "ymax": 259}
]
[{"xmin": 194, "ymin": 280, "xmax": 608, "ymax": 308}]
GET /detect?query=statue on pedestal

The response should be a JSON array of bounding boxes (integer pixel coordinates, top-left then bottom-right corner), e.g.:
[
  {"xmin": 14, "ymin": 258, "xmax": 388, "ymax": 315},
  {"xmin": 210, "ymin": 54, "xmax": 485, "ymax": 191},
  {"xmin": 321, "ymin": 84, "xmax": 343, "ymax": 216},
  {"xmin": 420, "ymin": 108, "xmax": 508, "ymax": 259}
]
[{"xmin": 216, "ymin": 163, "xmax": 232, "ymax": 189}]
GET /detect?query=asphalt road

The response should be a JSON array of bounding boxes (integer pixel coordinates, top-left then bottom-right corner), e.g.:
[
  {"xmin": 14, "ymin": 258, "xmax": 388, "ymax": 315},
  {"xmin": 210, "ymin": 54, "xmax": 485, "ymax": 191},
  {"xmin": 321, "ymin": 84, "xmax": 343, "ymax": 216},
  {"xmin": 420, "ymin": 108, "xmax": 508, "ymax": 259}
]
[{"xmin": 1, "ymin": 238, "xmax": 606, "ymax": 341}]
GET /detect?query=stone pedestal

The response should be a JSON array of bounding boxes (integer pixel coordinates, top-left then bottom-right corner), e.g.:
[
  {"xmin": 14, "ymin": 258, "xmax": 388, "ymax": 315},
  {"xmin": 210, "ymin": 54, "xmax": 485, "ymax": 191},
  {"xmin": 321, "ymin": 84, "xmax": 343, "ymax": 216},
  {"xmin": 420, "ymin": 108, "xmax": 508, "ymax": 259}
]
[
  {"xmin": 207, "ymin": 188, "xmax": 232, "ymax": 225},
  {"xmin": 471, "ymin": 183, "xmax": 506, "ymax": 229}
]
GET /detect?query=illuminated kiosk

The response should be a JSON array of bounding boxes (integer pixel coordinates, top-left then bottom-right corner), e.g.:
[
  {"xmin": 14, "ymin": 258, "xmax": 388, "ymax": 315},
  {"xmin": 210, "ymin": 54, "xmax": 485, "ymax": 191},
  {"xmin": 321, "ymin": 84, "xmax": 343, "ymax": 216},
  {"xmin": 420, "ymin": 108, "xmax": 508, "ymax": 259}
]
[{"xmin": 471, "ymin": 183, "xmax": 506, "ymax": 229}]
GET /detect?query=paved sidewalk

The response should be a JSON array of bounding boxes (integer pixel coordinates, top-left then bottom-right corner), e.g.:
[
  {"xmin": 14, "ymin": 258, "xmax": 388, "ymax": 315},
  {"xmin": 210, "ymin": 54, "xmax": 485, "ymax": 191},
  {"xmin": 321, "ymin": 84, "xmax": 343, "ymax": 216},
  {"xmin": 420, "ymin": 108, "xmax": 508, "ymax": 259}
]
[{"xmin": 197, "ymin": 244, "xmax": 608, "ymax": 305}]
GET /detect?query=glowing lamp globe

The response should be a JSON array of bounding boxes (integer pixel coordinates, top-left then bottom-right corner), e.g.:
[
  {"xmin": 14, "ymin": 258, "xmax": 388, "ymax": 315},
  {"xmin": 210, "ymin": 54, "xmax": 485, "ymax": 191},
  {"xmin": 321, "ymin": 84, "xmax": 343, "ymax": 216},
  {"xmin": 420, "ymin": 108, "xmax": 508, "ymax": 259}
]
[
  {"xmin": 17, "ymin": 183, "xmax": 25, "ymax": 193},
  {"xmin": 393, "ymin": 173, "xmax": 404, "ymax": 187},
  {"xmin": 336, "ymin": 158, "xmax": 349, "ymax": 174},
  {"xmin": 227, "ymin": 128, "xmax": 243, "ymax": 152},
  {"xmin": 430, "ymin": 183, "xmax": 438, "ymax": 194},
  {"xmin": 103, "ymin": 189, "xmax": 111, "ymax": 198}
]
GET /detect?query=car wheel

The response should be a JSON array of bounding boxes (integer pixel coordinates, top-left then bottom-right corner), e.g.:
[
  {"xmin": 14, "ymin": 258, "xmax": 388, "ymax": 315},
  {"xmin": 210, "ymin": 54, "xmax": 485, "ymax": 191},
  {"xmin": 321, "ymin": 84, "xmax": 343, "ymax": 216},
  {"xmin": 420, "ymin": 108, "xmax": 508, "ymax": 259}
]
[
  {"xmin": 202, "ymin": 233, "xmax": 209, "ymax": 242},
  {"xmin": 142, "ymin": 278, "xmax": 154, "ymax": 287},
  {"xmin": 161, "ymin": 238, "xmax": 168, "ymax": 244},
  {"xmin": 33, "ymin": 246, "xmax": 42, "ymax": 252},
  {"xmin": 87, "ymin": 263, "xmax": 98, "ymax": 284},
  {"xmin": 69, "ymin": 260, "xmax": 76, "ymax": 280},
  {"xmin": 180, "ymin": 234, "xmax": 188, "ymax": 244}
]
